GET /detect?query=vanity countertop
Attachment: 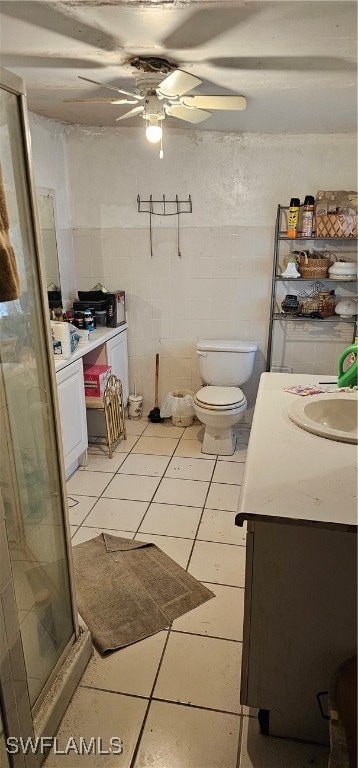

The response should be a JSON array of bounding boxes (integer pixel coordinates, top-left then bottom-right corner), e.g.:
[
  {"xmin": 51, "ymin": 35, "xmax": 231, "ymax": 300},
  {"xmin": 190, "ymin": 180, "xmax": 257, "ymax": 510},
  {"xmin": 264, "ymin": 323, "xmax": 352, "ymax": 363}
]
[
  {"xmin": 54, "ymin": 324, "xmax": 128, "ymax": 372},
  {"xmin": 236, "ymin": 372, "xmax": 357, "ymax": 531}
]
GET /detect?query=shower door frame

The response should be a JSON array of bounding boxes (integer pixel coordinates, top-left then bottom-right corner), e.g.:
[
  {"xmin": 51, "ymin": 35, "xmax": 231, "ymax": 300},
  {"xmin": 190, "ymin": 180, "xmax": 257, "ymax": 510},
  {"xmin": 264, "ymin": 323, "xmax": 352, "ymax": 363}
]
[{"xmin": 0, "ymin": 66, "xmax": 80, "ymax": 716}]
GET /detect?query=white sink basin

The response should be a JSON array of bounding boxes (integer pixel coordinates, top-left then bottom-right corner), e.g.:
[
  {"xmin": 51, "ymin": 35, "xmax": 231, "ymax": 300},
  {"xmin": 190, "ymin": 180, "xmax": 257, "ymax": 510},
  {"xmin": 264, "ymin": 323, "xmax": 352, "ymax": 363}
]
[{"xmin": 288, "ymin": 393, "xmax": 358, "ymax": 444}]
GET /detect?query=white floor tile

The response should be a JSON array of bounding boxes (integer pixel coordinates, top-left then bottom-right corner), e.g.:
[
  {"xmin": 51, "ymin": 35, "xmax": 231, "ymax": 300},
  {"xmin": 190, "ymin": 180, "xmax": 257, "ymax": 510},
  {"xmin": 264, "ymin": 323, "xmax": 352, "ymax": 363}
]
[
  {"xmin": 153, "ymin": 478, "xmax": 209, "ymax": 507},
  {"xmin": 181, "ymin": 423, "xmax": 205, "ymax": 441},
  {"xmin": 43, "ymin": 687, "xmax": 147, "ymax": 767},
  {"xmin": 72, "ymin": 527, "xmax": 135, "ymax": 546},
  {"xmin": 132, "ymin": 435, "xmax": 179, "ymax": 456},
  {"xmin": 206, "ymin": 483, "xmax": 241, "ymax": 512},
  {"xmin": 135, "ymin": 533, "xmax": 193, "ymax": 569},
  {"xmin": 103, "ymin": 474, "xmax": 161, "ymax": 501},
  {"xmin": 124, "ymin": 419, "xmax": 148, "ymax": 435},
  {"xmin": 83, "ymin": 498, "xmax": 149, "ymax": 531},
  {"xmin": 172, "ymin": 583, "xmax": 244, "ymax": 641},
  {"xmin": 165, "ymin": 456, "xmax": 215, "ymax": 481},
  {"xmin": 138, "ymin": 503, "xmax": 202, "ymax": 539},
  {"xmin": 80, "ymin": 453, "xmax": 127, "ymax": 473},
  {"xmin": 70, "ymin": 525, "xmax": 78, "ymax": 537},
  {"xmin": 213, "ymin": 462, "xmax": 245, "ymax": 485},
  {"xmin": 197, "ymin": 509, "xmax": 246, "ymax": 545},
  {"xmin": 174, "ymin": 439, "xmax": 213, "ymax": 459},
  {"xmin": 219, "ymin": 444, "xmax": 247, "ymax": 463},
  {"xmin": 67, "ymin": 495, "xmax": 98, "ymax": 526},
  {"xmin": 114, "ymin": 434, "xmax": 140, "ymax": 452},
  {"xmin": 144, "ymin": 422, "xmax": 185, "ymax": 438},
  {"xmin": 189, "ymin": 541, "xmax": 246, "ymax": 587},
  {"xmin": 134, "ymin": 700, "xmax": 240, "ymax": 768},
  {"xmin": 239, "ymin": 716, "xmax": 330, "ymax": 768},
  {"xmin": 118, "ymin": 454, "xmax": 170, "ymax": 477},
  {"xmin": 81, "ymin": 631, "xmax": 168, "ymax": 697},
  {"xmin": 153, "ymin": 633, "xmax": 241, "ymax": 713},
  {"xmin": 88, "ymin": 434, "xmax": 138, "ymax": 454},
  {"xmin": 67, "ymin": 471, "xmax": 113, "ymax": 497}
]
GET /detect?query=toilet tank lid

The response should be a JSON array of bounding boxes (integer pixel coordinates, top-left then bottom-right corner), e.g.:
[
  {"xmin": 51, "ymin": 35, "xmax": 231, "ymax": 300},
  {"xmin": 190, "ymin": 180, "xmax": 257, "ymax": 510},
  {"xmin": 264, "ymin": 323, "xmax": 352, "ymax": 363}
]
[{"xmin": 196, "ymin": 339, "xmax": 257, "ymax": 353}]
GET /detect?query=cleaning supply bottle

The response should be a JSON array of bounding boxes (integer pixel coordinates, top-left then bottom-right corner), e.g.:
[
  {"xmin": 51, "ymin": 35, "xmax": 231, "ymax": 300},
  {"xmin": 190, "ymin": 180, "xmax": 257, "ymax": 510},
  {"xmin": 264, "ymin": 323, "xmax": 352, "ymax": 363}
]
[
  {"xmin": 287, "ymin": 198, "xmax": 300, "ymax": 238},
  {"xmin": 302, "ymin": 195, "xmax": 315, "ymax": 237},
  {"xmin": 337, "ymin": 343, "xmax": 358, "ymax": 388}
]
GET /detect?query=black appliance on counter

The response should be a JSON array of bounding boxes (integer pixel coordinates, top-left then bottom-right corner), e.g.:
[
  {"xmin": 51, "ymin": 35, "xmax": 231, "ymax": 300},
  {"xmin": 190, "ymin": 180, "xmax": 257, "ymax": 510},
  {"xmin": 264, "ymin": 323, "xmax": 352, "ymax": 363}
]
[{"xmin": 77, "ymin": 290, "xmax": 126, "ymax": 328}]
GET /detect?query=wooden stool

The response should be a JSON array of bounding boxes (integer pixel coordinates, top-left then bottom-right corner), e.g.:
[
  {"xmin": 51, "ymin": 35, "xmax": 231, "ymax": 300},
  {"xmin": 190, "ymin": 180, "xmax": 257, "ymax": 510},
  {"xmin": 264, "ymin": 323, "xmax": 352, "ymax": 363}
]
[{"xmin": 85, "ymin": 375, "xmax": 127, "ymax": 458}]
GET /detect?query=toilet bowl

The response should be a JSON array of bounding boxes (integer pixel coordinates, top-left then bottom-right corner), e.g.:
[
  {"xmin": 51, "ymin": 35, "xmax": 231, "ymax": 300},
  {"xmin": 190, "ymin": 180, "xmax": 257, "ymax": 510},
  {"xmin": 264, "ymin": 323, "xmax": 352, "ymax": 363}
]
[{"xmin": 193, "ymin": 339, "xmax": 257, "ymax": 455}]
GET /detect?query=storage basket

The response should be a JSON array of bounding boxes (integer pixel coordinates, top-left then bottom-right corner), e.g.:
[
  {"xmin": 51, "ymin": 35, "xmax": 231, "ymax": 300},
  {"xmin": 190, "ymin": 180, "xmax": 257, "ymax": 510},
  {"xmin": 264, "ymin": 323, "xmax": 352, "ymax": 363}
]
[
  {"xmin": 298, "ymin": 291, "xmax": 336, "ymax": 318},
  {"xmin": 298, "ymin": 251, "xmax": 332, "ymax": 279},
  {"xmin": 315, "ymin": 213, "xmax": 357, "ymax": 239},
  {"xmin": 298, "ymin": 295, "xmax": 321, "ymax": 316}
]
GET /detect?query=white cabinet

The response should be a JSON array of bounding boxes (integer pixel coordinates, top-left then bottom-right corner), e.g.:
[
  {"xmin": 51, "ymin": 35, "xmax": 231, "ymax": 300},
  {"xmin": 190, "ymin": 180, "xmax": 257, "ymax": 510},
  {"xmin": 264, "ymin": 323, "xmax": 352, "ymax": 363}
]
[
  {"xmin": 106, "ymin": 330, "xmax": 129, "ymax": 405},
  {"xmin": 56, "ymin": 359, "xmax": 87, "ymax": 477}
]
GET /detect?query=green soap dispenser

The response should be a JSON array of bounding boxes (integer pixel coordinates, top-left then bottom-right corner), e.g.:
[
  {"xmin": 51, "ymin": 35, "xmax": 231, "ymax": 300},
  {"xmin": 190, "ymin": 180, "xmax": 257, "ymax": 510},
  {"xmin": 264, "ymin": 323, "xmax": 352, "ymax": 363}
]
[{"xmin": 337, "ymin": 343, "xmax": 358, "ymax": 388}]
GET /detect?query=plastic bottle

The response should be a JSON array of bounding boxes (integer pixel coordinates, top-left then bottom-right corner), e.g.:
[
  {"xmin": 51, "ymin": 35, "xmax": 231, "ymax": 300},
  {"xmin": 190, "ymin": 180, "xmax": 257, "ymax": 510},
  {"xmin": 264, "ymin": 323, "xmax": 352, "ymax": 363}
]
[
  {"xmin": 287, "ymin": 198, "xmax": 300, "ymax": 238},
  {"xmin": 302, "ymin": 195, "xmax": 315, "ymax": 237}
]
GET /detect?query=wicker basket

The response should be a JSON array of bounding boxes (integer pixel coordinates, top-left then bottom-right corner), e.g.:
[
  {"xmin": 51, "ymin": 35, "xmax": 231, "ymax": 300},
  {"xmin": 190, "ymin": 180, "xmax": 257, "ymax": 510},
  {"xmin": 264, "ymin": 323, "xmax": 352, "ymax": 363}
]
[
  {"xmin": 315, "ymin": 213, "xmax": 357, "ymax": 238},
  {"xmin": 298, "ymin": 295, "xmax": 321, "ymax": 316},
  {"xmin": 298, "ymin": 291, "xmax": 336, "ymax": 318},
  {"xmin": 298, "ymin": 251, "xmax": 332, "ymax": 279}
]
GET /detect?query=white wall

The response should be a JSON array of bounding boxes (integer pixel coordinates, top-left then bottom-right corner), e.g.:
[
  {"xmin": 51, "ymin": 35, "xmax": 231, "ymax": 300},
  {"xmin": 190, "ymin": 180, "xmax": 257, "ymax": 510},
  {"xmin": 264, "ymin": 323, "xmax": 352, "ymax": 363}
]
[
  {"xmin": 29, "ymin": 113, "xmax": 76, "ymax": 308},
  {"xmin": 64, "ymin": 126, "xmax": 356, "ymax": 414}
]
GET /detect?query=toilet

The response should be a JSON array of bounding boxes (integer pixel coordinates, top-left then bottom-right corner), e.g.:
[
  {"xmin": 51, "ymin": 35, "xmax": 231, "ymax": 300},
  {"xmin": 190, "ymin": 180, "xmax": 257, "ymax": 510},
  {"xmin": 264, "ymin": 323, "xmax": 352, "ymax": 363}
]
[{"xmin": 193, "ymin": 339, "xmax": 257, "ymax": 455}]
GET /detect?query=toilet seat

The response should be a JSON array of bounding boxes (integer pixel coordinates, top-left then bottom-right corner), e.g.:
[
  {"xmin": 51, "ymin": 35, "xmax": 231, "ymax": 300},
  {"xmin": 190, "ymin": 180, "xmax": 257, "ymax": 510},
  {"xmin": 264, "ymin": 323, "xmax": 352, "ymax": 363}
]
[{"xmin": 194, "ymin": 386, "xmax": 245, "ymax": 411}]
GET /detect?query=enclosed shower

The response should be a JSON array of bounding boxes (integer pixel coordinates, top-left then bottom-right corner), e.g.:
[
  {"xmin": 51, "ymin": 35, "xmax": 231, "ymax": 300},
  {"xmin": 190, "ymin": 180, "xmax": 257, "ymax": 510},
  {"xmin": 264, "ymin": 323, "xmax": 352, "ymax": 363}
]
[{"xmin": 0, "ymin": 69, "xmax": 91, "ymax": 767}]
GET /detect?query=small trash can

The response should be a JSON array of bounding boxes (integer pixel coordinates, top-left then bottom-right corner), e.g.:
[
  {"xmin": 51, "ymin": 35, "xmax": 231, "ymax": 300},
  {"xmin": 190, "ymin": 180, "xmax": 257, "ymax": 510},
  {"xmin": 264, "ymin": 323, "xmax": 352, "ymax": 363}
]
[{"xmin": 160, "ymin": 390, "xmax": 194, "ymax": 427}]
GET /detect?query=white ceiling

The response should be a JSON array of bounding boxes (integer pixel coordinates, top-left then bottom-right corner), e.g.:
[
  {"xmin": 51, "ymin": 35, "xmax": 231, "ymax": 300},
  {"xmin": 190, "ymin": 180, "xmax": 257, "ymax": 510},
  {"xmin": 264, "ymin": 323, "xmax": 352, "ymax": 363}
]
[{"xmin": 0, "ymin": 0, "xmax": 357, "ymax": 133}]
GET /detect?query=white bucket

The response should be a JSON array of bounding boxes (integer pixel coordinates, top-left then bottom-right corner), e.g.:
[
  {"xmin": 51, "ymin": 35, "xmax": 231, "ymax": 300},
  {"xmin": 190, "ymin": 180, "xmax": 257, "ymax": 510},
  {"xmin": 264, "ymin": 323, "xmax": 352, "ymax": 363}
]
[{"xmin": 128, "ymin": 394, "xmax": 143, "ymax": 420}]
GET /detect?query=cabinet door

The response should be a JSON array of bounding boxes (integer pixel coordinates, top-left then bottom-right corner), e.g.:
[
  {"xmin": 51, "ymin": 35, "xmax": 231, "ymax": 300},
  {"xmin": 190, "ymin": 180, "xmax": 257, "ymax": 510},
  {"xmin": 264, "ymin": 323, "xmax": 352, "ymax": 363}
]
[
  {"xmin": 56, "ymin": 359, "xmax": 88, "ymax": 476},
  {"xmin": 106, "ymin": 331, "xmax": 129, "ymax": 405}
]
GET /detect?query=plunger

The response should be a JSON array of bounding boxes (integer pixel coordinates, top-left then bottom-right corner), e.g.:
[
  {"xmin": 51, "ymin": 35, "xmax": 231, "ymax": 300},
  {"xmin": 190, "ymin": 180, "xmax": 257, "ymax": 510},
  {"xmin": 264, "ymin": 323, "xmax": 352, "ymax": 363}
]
[{"xmin": 148, "ymin": 353, "xmax": 163, "ymax": 422}]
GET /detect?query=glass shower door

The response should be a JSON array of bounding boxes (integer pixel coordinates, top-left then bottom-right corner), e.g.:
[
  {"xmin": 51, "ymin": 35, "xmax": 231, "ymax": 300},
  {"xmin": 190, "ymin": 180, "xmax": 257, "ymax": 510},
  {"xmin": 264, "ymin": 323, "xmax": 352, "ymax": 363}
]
[{"xmin": 0, "ymin": 78, "xmax": 76, "ymax": 710}]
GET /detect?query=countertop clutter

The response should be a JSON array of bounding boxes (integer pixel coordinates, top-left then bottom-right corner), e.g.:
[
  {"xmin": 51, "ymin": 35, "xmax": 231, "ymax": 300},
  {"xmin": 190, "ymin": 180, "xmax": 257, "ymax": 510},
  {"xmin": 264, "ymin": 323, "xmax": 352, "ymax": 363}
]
[
  {"xmin": 54, "ymin": 324, "xmax": 128, "ymax": 372},
  {"xmin": 236, "ymin": 372, "xmax": 357, "ymax": 530}
]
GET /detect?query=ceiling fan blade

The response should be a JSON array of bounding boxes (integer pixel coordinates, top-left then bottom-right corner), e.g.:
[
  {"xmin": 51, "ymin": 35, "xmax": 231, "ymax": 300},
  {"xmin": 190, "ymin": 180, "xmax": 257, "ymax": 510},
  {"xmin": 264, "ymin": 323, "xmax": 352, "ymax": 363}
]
[
  {"xmin": 158, "ymin": 70, "xmax": 202, "ymax": 98},
  {"xmin": 181, "ymin": 95, "xmax": 247, "ymax": 111},
  {"xmin": 64, "ymin": 98, "xmax": 137, "ymax": 105},
  {"xmin": 165, "ymin": 105, "xmax": 211, "ymax": 124},
  {"xmin": 162, "ymin": 6, "xmax": 263, "ymax": 49},
  {"xmin": 78, "ymin": 76, "xmax": 141, "ymax": 100},
  {"xmin": 0, "ymin": 1, "xmax": 120, "ymax": 52},
  {"xmin": 116, "ymin": 105, "xmax": 145, "ymax": 122}
]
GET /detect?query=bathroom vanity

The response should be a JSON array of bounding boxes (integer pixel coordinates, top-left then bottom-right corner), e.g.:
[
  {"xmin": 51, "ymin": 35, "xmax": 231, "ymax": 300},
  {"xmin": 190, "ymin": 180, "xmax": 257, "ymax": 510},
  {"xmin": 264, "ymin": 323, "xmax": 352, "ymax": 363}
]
[
  {"xmin": 237, "ymin": 373, "xmax": 357, "ymax": 745},
  {"xmin": 55, "ymin": 325, "xmax": 129, "ymax": 477}
]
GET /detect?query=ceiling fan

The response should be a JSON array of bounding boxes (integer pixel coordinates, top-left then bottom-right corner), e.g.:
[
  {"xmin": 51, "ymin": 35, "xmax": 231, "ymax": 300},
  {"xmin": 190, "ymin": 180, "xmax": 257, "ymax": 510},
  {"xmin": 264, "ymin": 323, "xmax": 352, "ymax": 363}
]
[{"xmin": 64, "ymin": 57, "xmax": 247, "ymax": 153}]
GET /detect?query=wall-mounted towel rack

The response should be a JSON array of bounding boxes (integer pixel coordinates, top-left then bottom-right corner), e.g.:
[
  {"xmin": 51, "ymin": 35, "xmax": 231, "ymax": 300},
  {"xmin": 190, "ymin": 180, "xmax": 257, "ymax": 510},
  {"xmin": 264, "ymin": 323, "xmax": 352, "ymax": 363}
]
[
  {"xmin": 137, "ymin": 194, "xmax": 192, "ymax": 216},
  {"xmin": 136, "ymin": 194, "xmax": 192, "ymax": 258}
]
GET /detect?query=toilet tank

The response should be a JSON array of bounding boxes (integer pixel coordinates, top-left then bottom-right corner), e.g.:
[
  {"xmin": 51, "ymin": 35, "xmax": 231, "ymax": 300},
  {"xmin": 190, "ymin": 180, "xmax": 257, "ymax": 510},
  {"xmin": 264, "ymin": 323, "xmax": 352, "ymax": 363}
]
[{"xmin": 196, "ymin": 339, "xmax": 257, "ymax": 386}]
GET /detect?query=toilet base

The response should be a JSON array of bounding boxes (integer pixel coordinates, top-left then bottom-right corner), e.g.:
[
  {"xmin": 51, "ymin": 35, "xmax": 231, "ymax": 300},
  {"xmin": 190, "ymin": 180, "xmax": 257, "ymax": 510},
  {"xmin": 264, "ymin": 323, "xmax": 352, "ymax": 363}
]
[{"xmin": 202, "ymin": 425, "xmax": 236, "ymax": 456}]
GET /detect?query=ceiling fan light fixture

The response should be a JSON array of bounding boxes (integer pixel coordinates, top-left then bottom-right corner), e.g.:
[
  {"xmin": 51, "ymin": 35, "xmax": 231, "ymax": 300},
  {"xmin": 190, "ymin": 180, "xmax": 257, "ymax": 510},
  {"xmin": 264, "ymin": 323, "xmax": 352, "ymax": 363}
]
[{"xmin": 146, "ymin": 118, "xmax": 162, "ymax": 143}]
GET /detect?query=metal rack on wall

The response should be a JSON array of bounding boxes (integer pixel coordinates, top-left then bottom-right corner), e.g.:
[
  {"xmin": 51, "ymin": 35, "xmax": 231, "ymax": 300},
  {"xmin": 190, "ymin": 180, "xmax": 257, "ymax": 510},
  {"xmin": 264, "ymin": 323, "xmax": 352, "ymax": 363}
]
[{"xmin": 137, "ymin": 194, "xmax": 192, "ymax": 258}]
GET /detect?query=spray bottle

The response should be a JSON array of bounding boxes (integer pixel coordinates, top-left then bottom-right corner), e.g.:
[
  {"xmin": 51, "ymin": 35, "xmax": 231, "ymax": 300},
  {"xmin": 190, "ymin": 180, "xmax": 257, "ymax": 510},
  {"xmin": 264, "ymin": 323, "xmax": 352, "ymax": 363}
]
[{"xmin": 287, "ymin": 198, "xmax": 300, "ymax": 238}]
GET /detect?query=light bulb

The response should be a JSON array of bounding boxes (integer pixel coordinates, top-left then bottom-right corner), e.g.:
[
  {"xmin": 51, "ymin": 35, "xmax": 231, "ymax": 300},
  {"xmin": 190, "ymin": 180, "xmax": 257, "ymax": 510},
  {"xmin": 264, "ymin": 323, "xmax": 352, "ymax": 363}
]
[{"xmin": 146, "ymin": 119, "xmax": 162, "ymax": 144}]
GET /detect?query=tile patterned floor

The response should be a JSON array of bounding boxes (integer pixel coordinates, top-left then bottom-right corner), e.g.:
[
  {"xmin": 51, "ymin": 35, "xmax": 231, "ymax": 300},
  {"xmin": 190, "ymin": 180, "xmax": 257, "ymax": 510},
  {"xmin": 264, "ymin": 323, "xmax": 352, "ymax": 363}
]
[{"xmin": 45, "ymin": 419, "xmax": 329, "ymax": 768}]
